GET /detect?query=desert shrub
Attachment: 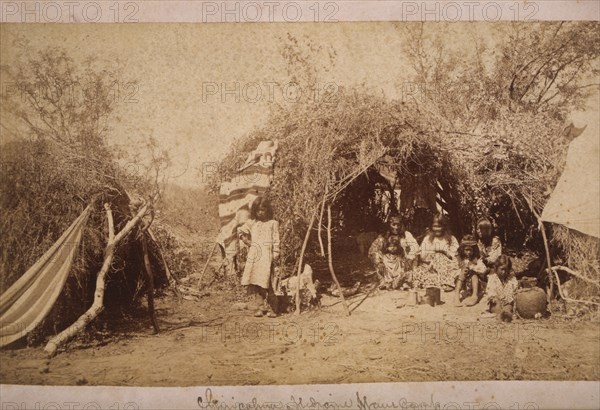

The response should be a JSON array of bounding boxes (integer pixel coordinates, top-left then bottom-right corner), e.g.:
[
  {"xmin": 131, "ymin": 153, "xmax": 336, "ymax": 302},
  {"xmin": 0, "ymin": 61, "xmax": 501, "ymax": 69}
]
[{"xmin": 0, "ymin": 47, "xmax": 168, "ymax": 345}]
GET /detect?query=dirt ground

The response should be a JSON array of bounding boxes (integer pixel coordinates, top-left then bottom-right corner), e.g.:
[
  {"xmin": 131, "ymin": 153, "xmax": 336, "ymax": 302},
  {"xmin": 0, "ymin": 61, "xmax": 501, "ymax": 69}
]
[{"xmin": 1, "ymin": 283, "xmax": 599, "ymax": 386}]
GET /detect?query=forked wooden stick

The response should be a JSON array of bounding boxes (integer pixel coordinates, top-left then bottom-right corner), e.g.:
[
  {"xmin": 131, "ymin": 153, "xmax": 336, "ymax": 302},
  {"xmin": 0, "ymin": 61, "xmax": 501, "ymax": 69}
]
[
  {"xmin": 295, "ymin": 208, "xmax": 318, "ymax": 315},
  {"xmin": 551, "ymin": 269, "xmax": 600, "ymax": 306},
  {"xmin": 317, "ymin": 191, "xmax": 327, "ymax": 257},
  {"xmin": 197, "ymin": 243, "xmax": 218, "ymax": 290},
  {"xmin": 141, "ymin": 232, "xmax": 160, "ymax": 334},
  {"xmin": 525, "ymin": 196, "xmax": 555, "ymax": 306},
  {"xmin": 327, "ymin": 203, "xmax": 350, "ymax": 316},
  {"xmin": 550, "ymin": 265, "xmax": 600, "ymax": 287},
  {"xmin": 44, "ymin": 201, "xmax": 150, "ymax": 357}
]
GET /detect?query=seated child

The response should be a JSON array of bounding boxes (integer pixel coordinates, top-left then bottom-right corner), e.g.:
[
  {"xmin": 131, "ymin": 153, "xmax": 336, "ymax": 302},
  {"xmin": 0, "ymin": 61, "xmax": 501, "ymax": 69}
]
[
  {"xmin": 476, "ymin": 217, "xmax": 503, "ymax": 271},
  {"xmin": 454, "ymin": 235, "xmax": 487, "ymax": 307},
  {"xmin": 378, "ymin": 235, "xmax": 408, "ymax": 290},
  {"xmin": 482, "ymin": 255, "xmax": 519, "ymax": 322}
]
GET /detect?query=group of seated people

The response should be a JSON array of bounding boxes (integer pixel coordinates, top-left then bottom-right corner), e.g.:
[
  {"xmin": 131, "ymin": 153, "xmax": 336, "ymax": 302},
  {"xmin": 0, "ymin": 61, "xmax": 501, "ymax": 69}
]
[{"xmin": 368, "ymin": 213, "xmax": 517, "ymax": 317}]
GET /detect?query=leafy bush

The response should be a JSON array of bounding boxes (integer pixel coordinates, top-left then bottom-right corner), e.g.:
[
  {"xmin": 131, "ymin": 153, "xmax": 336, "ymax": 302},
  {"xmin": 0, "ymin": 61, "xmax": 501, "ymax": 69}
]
[{"xmin": 0, "ymin": 47, "xmax": 165, "ymax": 344}]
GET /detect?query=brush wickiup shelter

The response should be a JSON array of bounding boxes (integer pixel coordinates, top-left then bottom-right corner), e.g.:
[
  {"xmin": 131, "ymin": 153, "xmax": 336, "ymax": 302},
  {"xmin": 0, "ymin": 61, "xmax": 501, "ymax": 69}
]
[{"xmin": 208, "ymin": 90, "xmax": 599, "ymax": 313}]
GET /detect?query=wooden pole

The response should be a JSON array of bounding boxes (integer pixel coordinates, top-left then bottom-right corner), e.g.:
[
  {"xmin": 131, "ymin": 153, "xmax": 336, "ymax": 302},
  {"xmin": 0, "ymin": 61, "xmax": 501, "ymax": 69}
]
[
  {"xmin": 44, "ymin": 201, "xmax": 150, "ymax": 357},
  {"xmin": 318, "ymin": 177, "xmax": 333, "ymax": 257},
  {"xmin": 141, "ymin": 232, "xmax": 160, "ymax": 334},
  {"xmin": 295, "ymin": 208, "xmax": 318, "ymax": 315},
  {"xmin": 327, "ymin": 203, "xmax": 350, "ymax": 316},
  {"xmin": 550, "ymin": 265, "xmax": 600, "ymax": 287},
  {"xmin": 317, "ymin": 194, "xmax": 327, "ymax": 257},
  {"xmin": 551, "ymin": 269, "xmax": 600, "ymax": 306},
  {"xmin": 538, "ymin": 221, "xmax": 555, "ymax": 305},
  {"xmin": 526, "ymin": 196, "xmax": 555, "ymax": 307},
  {"xmin": 197, "ymin": 242, "xmax": 218, "ymax": 290},
  {"xmin": 148, "ymin": 228, "xmax": 181, "ymax": 285}
]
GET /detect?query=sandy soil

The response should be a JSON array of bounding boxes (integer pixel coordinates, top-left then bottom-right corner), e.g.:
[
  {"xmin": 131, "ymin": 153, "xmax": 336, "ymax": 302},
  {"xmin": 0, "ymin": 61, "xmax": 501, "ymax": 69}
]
[{"xmin": 1, "ymin": 285, "xmax": 599, "ymax": 386}]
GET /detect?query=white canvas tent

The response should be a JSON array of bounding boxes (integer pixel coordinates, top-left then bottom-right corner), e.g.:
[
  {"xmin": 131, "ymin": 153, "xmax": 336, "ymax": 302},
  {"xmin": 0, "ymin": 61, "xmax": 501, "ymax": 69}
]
[{"xmin": 541, "ymin": 110, "xmax": 600, "ymax": 239}]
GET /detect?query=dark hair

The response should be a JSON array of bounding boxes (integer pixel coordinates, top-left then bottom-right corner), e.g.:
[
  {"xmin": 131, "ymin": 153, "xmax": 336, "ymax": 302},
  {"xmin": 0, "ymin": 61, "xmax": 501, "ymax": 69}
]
[
  {"xmin": 250, "ymin": 196, "xmax": 273, "ymax": 221},
  {"xmin": 382, "ymin": 234, "xmax": 405, "ymax": 257},
  {"xmin": 458, "ymin": 234, "xmax": 480, "ymax": 260},
  {"xmin": 386, "ymin": 213, "xmax": 406, "ymax": 238},
  {"xmin": 494, "ymin": 254, "xmax": 512, "ymax": 271},
  {"xmin": 426, "ymin": 213, "xmax": 453, "ymax": 245},
  {"xmin": 477, "ymin": 217, "xmax": 494, "ymax": 245},
  {"xmin": 477, "ymin": 217, "xmax": 493, "ymax": 228}
]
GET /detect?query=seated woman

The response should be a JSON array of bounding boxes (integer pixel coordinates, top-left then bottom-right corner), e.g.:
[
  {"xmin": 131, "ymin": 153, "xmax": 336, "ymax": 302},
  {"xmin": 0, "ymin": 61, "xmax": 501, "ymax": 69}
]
[
  {"xmin": 476, "ymin": 217, "xmax": 503, "ymax": 271},
  {"xmin": 412, "ymin": 213, "xmax": 460, "ymax": 290},
  {"xmin": 454, "ymin": 235, "xmax": 487, "ymax": 307},
  {"xmin": 482, "ymin": 255, "xmax": 519, "ymax": 322},
  {"xmin": 368, "ymin": 214, "xmax": 419, "ymax": 289}
]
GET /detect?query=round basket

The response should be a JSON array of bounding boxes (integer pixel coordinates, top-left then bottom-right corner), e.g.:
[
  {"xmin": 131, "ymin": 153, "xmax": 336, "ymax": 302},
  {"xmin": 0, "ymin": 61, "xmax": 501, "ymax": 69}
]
[{"xmin": 515, "ymin": 287, "xmax": 547, "ymax": 319}]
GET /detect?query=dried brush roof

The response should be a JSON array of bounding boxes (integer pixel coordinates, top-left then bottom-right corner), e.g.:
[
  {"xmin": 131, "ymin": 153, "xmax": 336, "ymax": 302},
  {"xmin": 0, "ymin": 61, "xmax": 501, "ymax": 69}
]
[{"xmin": 216, "ymin": 88, "xmax": 577, "ymax": 264}]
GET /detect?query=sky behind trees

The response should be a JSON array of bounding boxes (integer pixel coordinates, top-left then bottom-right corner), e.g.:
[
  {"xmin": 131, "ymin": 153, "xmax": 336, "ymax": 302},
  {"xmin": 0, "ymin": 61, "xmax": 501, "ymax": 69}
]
[{"xmin": 1, "ymin": 23, "xmax": 595, "ymax": 186}]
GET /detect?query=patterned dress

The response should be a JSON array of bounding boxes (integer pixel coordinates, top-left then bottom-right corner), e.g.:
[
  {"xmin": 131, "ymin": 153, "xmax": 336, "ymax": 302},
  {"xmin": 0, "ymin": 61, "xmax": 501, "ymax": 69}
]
[
  {"xmin": 379, "ymin": 254, "xmax": 406, "ymax": 287},
  {"xmin": 457, "ymin": 257, "xmax": 487, "ymax": 282},
  {"xmin": 478, "ymin": 236, "xmax": 502, "ymax": 265},
  {"xmin": 368, "ymin": 232, "xmax": 419, "ymax": 287},
  {"xmin": 484, "ymin": 273, "xmax": 518, "ymax": 306},
  {"xmin": 368, "ymin": 231, "xmax": 420, "ymax": 263},
  {"xmin": 411, "ymin": 235, "xmax": 461, "ymax": 288},
  {"xmin": 239, "ymin": 219, "xmax": 280, "ymax": 290}
]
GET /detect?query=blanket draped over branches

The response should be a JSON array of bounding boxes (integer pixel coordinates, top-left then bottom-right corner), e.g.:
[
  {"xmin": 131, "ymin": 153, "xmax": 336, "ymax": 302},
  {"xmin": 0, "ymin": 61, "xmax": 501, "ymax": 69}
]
[
  {"xmin": 215, "ymin": 141, "xmax": 279, "ymax": 267},
  {"xmin": 0, "ymin": 205, "xmax": 91, "ymax": 347}
]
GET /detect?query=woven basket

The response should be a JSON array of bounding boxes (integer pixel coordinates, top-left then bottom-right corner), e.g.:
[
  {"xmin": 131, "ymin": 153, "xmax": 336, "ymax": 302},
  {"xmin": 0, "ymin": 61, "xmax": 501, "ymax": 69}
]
[{"xmin": 515, "ymin": 287, "xmax": 547, "ymax": 319}]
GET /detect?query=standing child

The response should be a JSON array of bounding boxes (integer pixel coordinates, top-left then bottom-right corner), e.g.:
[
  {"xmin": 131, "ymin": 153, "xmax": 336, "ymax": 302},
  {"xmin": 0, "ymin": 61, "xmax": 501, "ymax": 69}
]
[
  {"xmin": 454, "ymin": 235, "xmax": 487, "ymax": 307},
  {"xmin": 238, "ymin": 197, "xmax": 280, "ymax": 318},
  {"xmin": 483, "ymin": 255, "xmax": 519, "ymax": 322}
]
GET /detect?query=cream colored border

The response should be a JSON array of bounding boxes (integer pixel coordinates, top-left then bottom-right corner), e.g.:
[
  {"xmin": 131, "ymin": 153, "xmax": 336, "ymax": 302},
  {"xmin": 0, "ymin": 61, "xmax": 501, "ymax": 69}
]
[
  {"xmin": 2, "ymin": 381, "xmax": 599, "ymax": 409},
  {"xmin": 0, "ymin": 1, "xmax": 598, "ymax": 23}
]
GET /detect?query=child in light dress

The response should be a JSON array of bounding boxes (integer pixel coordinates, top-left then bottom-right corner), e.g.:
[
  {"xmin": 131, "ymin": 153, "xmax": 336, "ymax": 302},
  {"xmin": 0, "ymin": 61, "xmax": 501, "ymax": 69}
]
[
  {"xmin": 238, "ymin": 197, "xmax": 280, "ymax": 317},
  {"xmin": 454, "ymin": 234, "xmax": 487, "ymax": 307},
  {"xmin": 482, "ymin": 255, "xmax": 519, "ymax": 322},
  {"xmin": 378, "ymin": 235, "xmax": 408, "ymax": 290},
  {"xmin": 368, "ymin": 214, "xmax": 419, "ymax": 289}
]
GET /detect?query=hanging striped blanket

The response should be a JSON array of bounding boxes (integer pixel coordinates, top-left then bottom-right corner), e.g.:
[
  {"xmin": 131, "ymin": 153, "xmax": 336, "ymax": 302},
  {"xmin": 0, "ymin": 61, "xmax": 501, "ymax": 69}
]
[
  {"xmin": 216, "ymin": 140, "xmax": 278, "ymax": 262},
  {"xmin": 0, "ymin": 205, "xmax": 91, "ymax": 347}
]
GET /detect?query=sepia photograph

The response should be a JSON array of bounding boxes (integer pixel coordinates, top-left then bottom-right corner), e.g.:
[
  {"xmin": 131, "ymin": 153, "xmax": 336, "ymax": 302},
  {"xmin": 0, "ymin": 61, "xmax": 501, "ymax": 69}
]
[{"xmin": 1, "ymin": 2, "xmax": 599, "ymax": 408}]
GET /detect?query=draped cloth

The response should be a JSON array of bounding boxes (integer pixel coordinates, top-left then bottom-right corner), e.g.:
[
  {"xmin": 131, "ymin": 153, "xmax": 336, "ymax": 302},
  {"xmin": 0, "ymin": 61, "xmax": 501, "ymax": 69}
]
[
  {"xmin": 216, "ymin": 141, "xmax": 278, "ymax": 263},
  {"xmin": 542, "ymin": 114, "xmax": 600, "ymax": 238},
  {"xmin": 0, "ymin": 205, "xmax": 91, "ymax": 347}
]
